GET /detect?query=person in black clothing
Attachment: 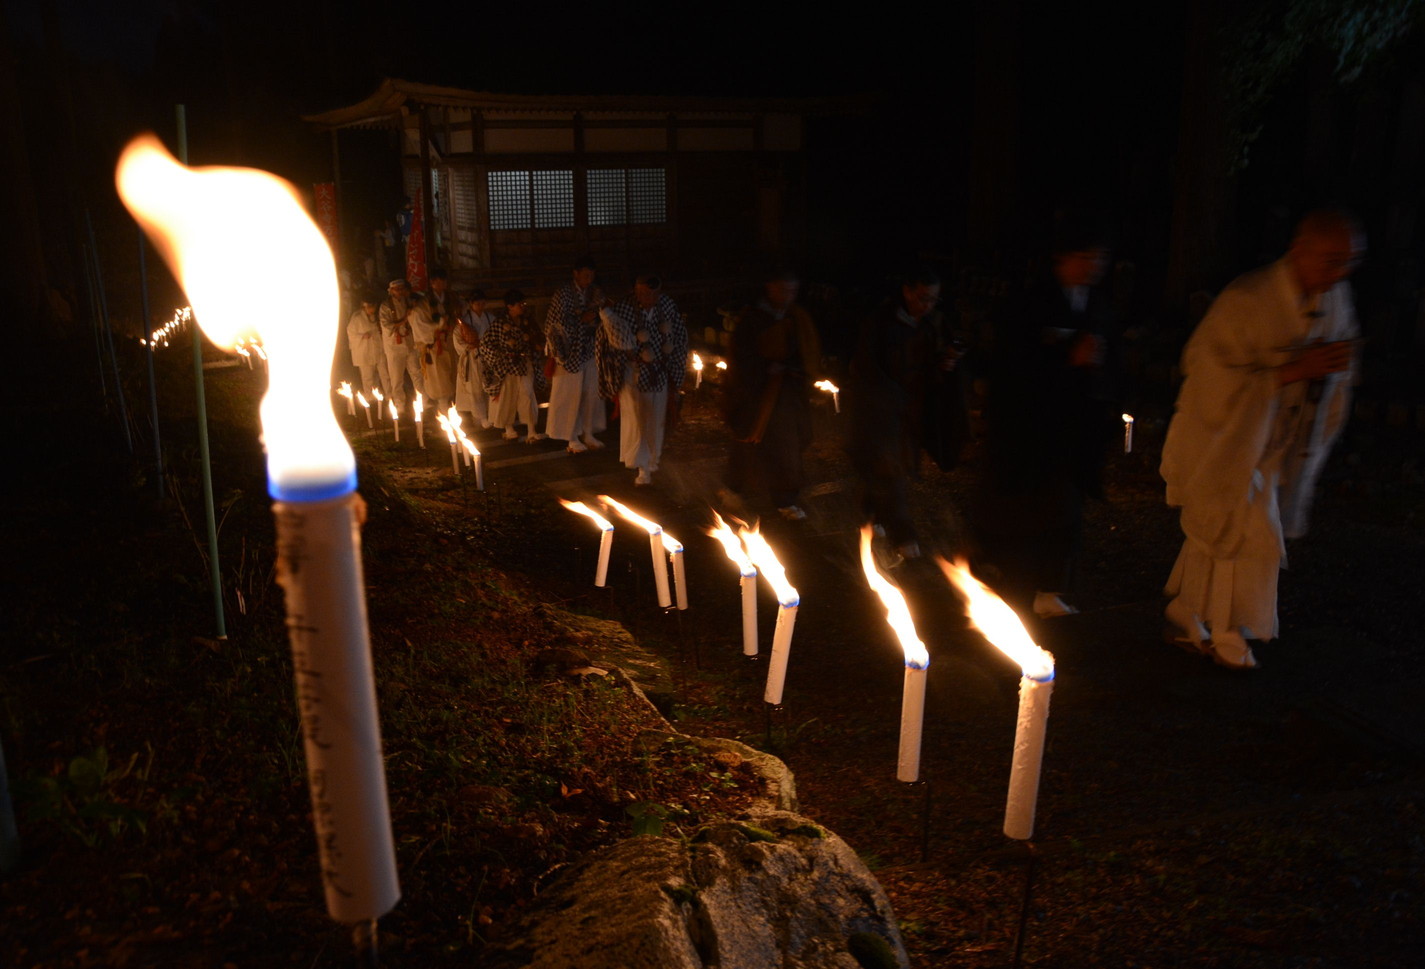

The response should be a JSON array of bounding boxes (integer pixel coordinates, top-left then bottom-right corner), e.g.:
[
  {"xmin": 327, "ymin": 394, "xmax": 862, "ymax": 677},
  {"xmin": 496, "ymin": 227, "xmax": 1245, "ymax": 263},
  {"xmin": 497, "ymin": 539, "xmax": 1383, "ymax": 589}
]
[
  {"xmin": 721, "ymin": 267, "xmax": 824, "ymax": 520},
  {"xmin": 847, "ymin": 266, "xmax": 961, "ymax": 560},
  {"xmin": 976, "ymin": 220, "xmax": 1124, "ymax": 617}
]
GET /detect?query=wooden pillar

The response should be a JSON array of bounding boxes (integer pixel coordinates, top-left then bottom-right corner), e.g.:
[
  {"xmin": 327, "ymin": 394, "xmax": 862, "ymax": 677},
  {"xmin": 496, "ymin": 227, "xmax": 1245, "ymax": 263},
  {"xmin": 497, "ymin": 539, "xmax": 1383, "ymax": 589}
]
[{"xmin": 419, "ymin": 107, "xmax": 436, "ymax": 272}]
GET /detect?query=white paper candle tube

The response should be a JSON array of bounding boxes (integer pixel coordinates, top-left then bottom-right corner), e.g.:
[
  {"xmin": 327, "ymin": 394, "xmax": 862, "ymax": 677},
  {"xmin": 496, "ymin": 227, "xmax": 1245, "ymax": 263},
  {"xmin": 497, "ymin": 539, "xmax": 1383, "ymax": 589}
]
[
  {"xmin": 389, "ymin": 402, "xmax": 399, "ymax": 442},
  {"xmin": 649, "ymin": 532, "xmax": 672, "ymax": 608},
  {"xmin": 462, "ymin": 442, "xmax": 472, "ymax": 468},
  {"xmin": 475, "ymin": 452, "xmax": 484, "ymax": 491},
  {"xmin": 1004, "ymin": 673, "xmax": 1054, "ymax": 840},
  {"xmin": 357, "ymin": 393, "xmax": 373, "ymax": 429},
  {"xmin": 596, "ymin": 527, "xmax": 613, "ymax": 586},
  {"xmin": 662, "ymin": 534, "xmax": 688, "ymax": 611},
  {"xmin": 449, "ymin": 443, "xmax": 459, "ymax": 474},
  {"xmin": 763, "ymin": 601, "xmax": 798, "ymax": 704},
  {"xmin": 740, "ymin": 572, "xmax": 758, "ymax": 656},
  {"xmin": 115, "ymin": 135, "xmax": 400, "ymax": 923},
  {"xmin": 274, "ymin": 495, "xmax": 401, "ymax": 919},
  {"xmin": 1123, "ymin": 414, "xmax": 1134, "ymax": 454},
  {"xmin": 415, "ymin": 413, "xmax": 424, "ymax": 448},
  {"xmin": 898, "ymin": 662, "xmax": 928, "ymax": 782}
]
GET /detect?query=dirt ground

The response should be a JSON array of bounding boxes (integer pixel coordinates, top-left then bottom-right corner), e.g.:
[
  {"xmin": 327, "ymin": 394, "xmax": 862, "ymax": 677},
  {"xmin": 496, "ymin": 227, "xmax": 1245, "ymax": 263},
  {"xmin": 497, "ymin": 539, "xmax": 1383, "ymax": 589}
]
[{"xmin": 4, "ymin": 344, "xmax": 1422, "ymax": 967}]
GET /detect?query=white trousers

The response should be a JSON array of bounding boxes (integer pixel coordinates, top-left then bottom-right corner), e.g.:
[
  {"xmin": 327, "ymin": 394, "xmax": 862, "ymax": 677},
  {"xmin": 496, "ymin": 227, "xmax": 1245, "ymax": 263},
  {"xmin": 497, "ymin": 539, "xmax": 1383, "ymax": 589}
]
[
  {"xmin": 546, "ymin": 363, "xmax": 604, "ymax": 442},
  {"xmin": 356, "ymin": 352, "xmax": 390, "ymax": 405},
  {"xmin": 619, "ymin": 380, "xmax": 667, "ymax": 473},
  {"xmin": 383, "ymin": 339, "xmax": 424, "ymax": 411},
  {"xmin": 1165, "ymin": 538, "xmax": 1281, "ymax": 643},
  {"xmin": 491, "ymin": 372, "xmax": 538, "ymax": 433}
]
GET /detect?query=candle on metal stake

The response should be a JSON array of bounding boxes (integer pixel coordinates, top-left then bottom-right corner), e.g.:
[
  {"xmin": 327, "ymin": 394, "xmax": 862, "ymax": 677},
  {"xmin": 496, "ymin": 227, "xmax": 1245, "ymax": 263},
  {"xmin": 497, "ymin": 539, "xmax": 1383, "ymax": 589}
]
[
  {"xmin": 662, "ymin": 532, "xmax": 688, "ymax": 611},
  {"xmin": 337, "ymin": 381, "xmax": 355, "ymax": 416},
  {"xmin": 356, "ymin": 391, "xmax": 373, "ymax": 429},
  {"xmin": 938, "ymin": 557, "xmax": 1056, "ymax": 840},
  {"xmin": 559, "ymin": 499, "xmax": 615, "ymax": 586},
  {"xmin": 692, "ymin": 352, "xmax": 704, "ymax": 390},
  {"xmin": 117, "ymin": 136, "xmax": 400, "ymax": 923},
  {"xmin": 740, "ymin": 523, "xmax": 799, "ymax": 703},
  {"xmin": 389, "ymin": 401, "xmax": 399, "ymax": 442},
  {"xmin": 1122, "ymin": 413, "xmax": 1134, "ymax": 453},
  {"xmin": 371, "ymin": 386, "xmax": 384, "ymax": 422},
  {"xmin": 414, "ymin": 393, "xmax": 425, "ymax": 448},
  {"xmin": 859, "ymin": 526, "xmax": 929, "ymax": 782},
  {"xmin": 600, "ymin": 495, "xmax": 672, "ymax": 609},
  {"xmin": 707, "ymin": 510, "xmax": 758, "ymax": 656},
  {"xmin": 814, "ymin": 379, "xmax": 841, "ymax": 414},
  {"xmin": 435, "ymin": 412, "xmax": 460, "ymax": 474}
]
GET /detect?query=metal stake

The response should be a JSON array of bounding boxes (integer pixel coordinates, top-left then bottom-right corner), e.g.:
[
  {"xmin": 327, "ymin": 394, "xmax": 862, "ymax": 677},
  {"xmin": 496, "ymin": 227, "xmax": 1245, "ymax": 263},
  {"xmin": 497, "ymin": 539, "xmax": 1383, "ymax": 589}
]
[
  {"xmin": 352, "ymin": 918, "xmax": 380, "ymax": 968},
  {"xmin": 1010, "ymin": 840, "xmax": 1039, "ymax": 969}
]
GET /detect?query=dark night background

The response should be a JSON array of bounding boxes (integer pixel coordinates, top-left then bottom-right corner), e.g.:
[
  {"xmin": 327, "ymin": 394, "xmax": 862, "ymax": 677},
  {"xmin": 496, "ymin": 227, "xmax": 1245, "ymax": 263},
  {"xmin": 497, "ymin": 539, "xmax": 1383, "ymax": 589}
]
[{"xmin": 2, "ymin": 0, "xmax": 1423, "ymax": 405}]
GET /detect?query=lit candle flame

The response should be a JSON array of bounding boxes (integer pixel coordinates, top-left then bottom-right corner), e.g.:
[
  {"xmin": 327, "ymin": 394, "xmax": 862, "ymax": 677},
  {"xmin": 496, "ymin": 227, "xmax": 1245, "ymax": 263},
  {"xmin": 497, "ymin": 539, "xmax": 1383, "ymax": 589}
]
[
  {"xmin": 739, "ymin": 522, "xmax": 799, "ymax": 607},
  {"xmin": 707, "ymin": 510, "xmax": 756, "ymax": 577},
  {"xmin": 459, "ymin": 436, "xmax": 479, "ymax": 460},
  {"xmin": 599, "ymin": 494, "xmax": 663, "ymax": 537},
  {"xmin": 435, "ymin": 412, "xmax": 458, "ymax": 444},
  {"xmin": 116, "ymin": 136, "xmax": 351, "ymax": 499},
  {"xmin": 1122, "ymin": 413, "xmax": 1133, "ymax": 424},
  {"xmin": 414, "ymin": 392, "xmax": 424, "ymax": 423},
  {"xmin": 372, "ymin": 386, "xmax": 384, "ymax": 405},
  {"xmin": 388, "ymin": 400, "xmax": 398, "ymax": 422},
  {"xmin": 715, "ymin": 360, "xmax": 728, "ymax": 371},
  {"xmin": 859, "ymin": 526, "xmax": 928, "ymax": 669},
  {"xmin": 692, "ymin": 353, "xmax": 704, "ymax": 372},
  {"xmin": 814, "ymin": 379, "xmax": 840, "ymax": 395},
  {"xmin": 559, "ymin": 499, "xmax": 614, "ymax": 532},
  {"xmin": 356, "ymin": 392, "xmax": 370, "ymax": 410},
  {"xmin": 337, "ymin": 381, "xmax": 353, "ymax": 401},
  {"xmin": 937, "ymin": 557, "xmax": 1054, "ymax": 680}
]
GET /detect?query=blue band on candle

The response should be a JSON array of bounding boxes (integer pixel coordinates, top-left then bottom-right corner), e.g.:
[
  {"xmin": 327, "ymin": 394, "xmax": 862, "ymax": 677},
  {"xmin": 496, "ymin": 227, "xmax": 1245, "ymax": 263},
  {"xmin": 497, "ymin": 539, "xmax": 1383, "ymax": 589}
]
[
  {"xmin": 268, "ymin": 468, "xmax": 359, "ymax": 502},
  {"xmin": 905, "ymin": 657, "xmax": 929, "ymax": 671},
  {"xmin": 779, "ymin": 596, "xmax": 800, "ymax": 609},
  {"xmin": 1026, "ymin": 669, "xmax": 1055, "ymax": 684}
]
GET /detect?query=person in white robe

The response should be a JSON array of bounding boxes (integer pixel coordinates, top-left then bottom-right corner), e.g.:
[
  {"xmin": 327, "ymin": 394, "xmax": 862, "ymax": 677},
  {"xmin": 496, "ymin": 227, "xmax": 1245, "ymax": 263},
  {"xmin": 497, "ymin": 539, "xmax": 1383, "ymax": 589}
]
[
  {"xmin": 410, "ymin": 269, "xmax": 459, "ymax": 416},
  {"xmin": 378, "ymin": 278, "xmax": 423, "ymax": 413},
  {"xmin": 346, "ymin": 294, "xmax": 389, "ymax": 404},
  {"xmin": 1161, "ymin": 209, "xmax": 1363, "ymax": 670},
  {"xmin": 544, "ymin": 258, "xmax": 608, "ymax": 453},
  {"xmin": 597, "ymin": 275, "xmax": 688, "ymax": 485},
  {"xmin": 481, "ymin": 289, "xmax": 544, "ymax": 442},
  {"xmin": 455, "ymin": 289, "xmax": 493, "ymax": 428}
]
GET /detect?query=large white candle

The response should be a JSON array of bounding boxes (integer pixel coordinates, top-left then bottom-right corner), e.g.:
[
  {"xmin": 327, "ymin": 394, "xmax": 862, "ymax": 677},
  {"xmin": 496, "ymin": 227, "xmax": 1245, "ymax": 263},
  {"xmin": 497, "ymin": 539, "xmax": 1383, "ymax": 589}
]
[
  {"xmin": 708, "ymin": 511, "xmax": 758, "ymax": 656},
  {"xmin": 118, "ymin": 136, "xmax": 399, "ymax": 921},
  {"xmin": 662, "ymin": 533, "xmax": 688, "ymax": 611},
  {"xmin": 600, "ymin": 495, "xmax": 673, "ymax": 609},
  {"xmin": 337, "ymin": 381, "xmax": 354, "ymax": 416},
  {"xmin": 371, "ymin": 386, "xmax": 384, "ymax": 422},
  {"xmin": 740, "ymin": 524, "xmax": 799, "ymax": 704},
  {"xmin": 414, "ymin": 392, "xmax": 424, "ymax": 448},
  {"xmin": 1004, "ymin": 672, "xmax": 1054, "ymax": 840},
  {"xmin": 388, "ymin": 401, "xmax": 399, "ymax": 442},
  {"xmin": 938, "ymin": 556, "xmax": 1056, "ymax": 842},
  {"xmin": 559, "ymin": 499, "xmax": 614, "ymax": 585},
  {"xmin": 740, "ymin": 572, "xmax": 758, "ymax": 656},
  {"xmin": 898, "ymin": 664, "xmax": 928, "ymax": 782},
  {"xmin": 356, "ymin": 392, "xmax": 373, "ymax": 429},
  {"xmin": 859, "ymin": 525, "xmax": 930, "ymax": 782},
  {"xmin": 1122, "ymin": 413, "xmax": 1134, "ymax": 453}
]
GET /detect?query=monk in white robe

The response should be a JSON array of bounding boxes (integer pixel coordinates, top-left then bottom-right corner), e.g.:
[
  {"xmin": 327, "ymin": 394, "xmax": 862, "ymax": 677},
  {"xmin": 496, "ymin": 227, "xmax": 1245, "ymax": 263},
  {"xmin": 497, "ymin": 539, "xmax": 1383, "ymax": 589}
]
[{"xmin": 1161, "ymin": 210, "xmax": 1363, "ymax": 669}]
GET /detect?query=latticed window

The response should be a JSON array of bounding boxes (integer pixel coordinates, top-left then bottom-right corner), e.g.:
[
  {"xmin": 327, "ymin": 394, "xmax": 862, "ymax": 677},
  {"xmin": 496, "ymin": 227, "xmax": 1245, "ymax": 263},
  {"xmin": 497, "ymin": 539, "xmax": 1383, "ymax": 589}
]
[
  {"xmin": 628, "ymin": 168, "xmax": 667, "ymax": 224},
  {"xmin": 533, "ymin": 170, "xmax": 574, "ymax": 228},
  {"xmin": 486, "ymin": 170, "xmax": 574, "ymax": 230},
  {"xmin": 487, "ymin": 170, "xmax": 531, "ymax": 230},
  {"xmin": 586, "ymin": 168, "xmax": 667, "ymax": 226}
]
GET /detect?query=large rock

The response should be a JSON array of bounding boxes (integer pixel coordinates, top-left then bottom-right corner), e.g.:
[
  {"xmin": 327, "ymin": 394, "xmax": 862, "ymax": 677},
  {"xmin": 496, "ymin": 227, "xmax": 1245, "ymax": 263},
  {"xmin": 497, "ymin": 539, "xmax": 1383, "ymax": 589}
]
[{"xmin": 484, "ymin": 811, "xmax": 908, "ymax": 969}]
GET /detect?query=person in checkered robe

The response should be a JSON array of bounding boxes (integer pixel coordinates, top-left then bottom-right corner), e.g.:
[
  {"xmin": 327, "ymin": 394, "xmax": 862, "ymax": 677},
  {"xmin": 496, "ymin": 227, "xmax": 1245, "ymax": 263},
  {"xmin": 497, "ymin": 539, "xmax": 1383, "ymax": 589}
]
[
  {"xmin": 543, "ymin": 257, "xmax": 609, "ymax": 452},
  {"xmin": 596, "ymin": 275, "xmax": 688, "ymax": 485},
  {"xmin": 481, "ymin": 289, "xmax": 545, "ymax": 442}
]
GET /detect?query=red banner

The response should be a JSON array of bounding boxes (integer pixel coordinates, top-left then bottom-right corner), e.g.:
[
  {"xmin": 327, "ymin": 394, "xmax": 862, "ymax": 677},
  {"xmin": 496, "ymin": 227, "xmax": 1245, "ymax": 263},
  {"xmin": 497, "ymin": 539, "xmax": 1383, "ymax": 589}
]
[
  {"xmin": 313, "ymin": 182, "xmax": 339, "ymax": 253},
  {"xmin": 405, "ymin": 187, "xmax": 427, "ymax": 291}
]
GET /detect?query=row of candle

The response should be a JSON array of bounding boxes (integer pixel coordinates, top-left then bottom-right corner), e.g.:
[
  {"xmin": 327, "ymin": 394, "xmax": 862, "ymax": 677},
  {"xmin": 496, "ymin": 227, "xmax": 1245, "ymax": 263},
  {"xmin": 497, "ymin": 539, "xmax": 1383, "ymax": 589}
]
[{"xmin": 559, "ymin": 496, "xmax": 1056, "ymax": 841}]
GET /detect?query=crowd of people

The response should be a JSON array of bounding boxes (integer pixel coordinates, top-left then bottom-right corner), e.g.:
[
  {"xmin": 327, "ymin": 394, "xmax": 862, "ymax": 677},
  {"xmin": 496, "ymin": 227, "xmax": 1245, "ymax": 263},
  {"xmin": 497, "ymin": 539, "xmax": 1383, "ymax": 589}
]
[{"xmin": 345, "ymin": 206, "xmax": 1365, "ymax": 673}]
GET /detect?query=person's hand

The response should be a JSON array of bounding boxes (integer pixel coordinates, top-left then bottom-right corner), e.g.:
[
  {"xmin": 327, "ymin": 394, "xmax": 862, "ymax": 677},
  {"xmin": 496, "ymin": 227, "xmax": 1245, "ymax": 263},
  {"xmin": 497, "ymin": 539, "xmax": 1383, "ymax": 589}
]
[
  {"xmin": 1068, "ymin": 333, "xmax": 1104, "ymax": 368},
  {"xmin": 1281, "ymin": 340, "xmax": 1352, "ymax": 385}
]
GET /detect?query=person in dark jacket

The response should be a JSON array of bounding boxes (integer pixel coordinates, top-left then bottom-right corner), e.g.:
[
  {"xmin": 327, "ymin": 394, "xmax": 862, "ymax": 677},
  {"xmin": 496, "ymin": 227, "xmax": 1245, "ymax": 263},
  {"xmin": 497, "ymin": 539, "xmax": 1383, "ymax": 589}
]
[
  {"xmin": 721, "ymin": 267, "xmax": 824, "ymax": 520},
  {"xmin": 976, "ymin": 219, "xmax": 1124, "ymax": 617},
  {"xmin": 847, "ymin": 266, "xmax": 959, "ymax": 560}
]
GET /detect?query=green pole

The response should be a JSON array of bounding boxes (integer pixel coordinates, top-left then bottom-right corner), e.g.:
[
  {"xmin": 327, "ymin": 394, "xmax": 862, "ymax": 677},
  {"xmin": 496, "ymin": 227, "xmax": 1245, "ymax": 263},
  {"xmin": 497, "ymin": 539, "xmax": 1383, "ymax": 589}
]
[{"xmin": 178, "ymin": 104, "xmax": 227, "ymax": 640}]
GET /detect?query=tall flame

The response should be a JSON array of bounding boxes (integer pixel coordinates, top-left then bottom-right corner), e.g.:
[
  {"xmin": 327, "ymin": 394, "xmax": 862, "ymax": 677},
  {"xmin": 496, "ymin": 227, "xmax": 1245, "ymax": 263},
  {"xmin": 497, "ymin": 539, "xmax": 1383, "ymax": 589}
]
[
  {"xmin": 435, "ymin": 412, "xmax": 457, "ymax": 444},
  {"xmin": 116, "ymin": 136, "xmax": 352, "ymax": 500},
  {"xmin": 740, "ymin": 522, "xmax": 799, "ymax": 607},
  {"xmin": 337, "ymin": 381, "xmax": 353, "ymax": 401},
  {"xmin": 706, "ymin": 510, "xmax": 756, "ymax": 577},
  {"xmin": 814, "ymin": 379, "xmax": 840, "ymax": 394},
  {"xmin": 692, "ymin": 353, "xmax": 704, "ymax": 372},
  {"xmin": 937, "ymin": 557, "xmax": 1054, "ymax": 680},
  {"xmin": 599, "ymin": 495, "xmax": 663, "ymax": 537},
  {"xmin": 859, "ymin": 526, "xmax": 928, "ymax": 669},
  {"xmin": 560, "ymin": 499, "xmax": 614, "ymax": 531}
]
